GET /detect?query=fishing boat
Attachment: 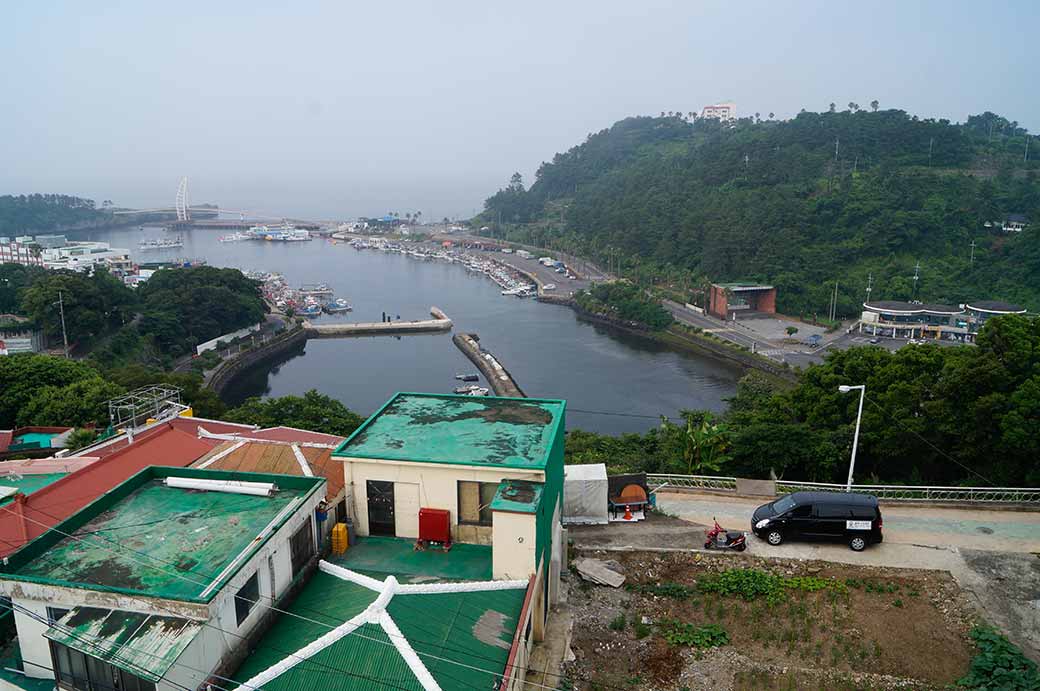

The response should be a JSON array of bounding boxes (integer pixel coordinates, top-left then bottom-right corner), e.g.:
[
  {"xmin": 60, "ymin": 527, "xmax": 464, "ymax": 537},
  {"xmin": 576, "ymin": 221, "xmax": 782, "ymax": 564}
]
[
  {"xmin": 299, "ymin": 303, "xmax": 322, "ymax": 317},
  {"xmin": 138, "ymin": 236, "xmax": 184, "ymax": 250},
  {"xmin": 454, "ymin": 385, "xmax": 489, "ymax": 396},
  {"xmin": 218, "ymin": 232, "xmax": 249, "ymax": 243},
  {"xmin": 455, "ymin": 373, "xmax": 479, "ymax": 382},
  {"xmin": 299, "ymin": 284, "xmax": 334, "ymax": 296},
  {"xmin": 323, "ymin": 298, "xmax": 353, "ymax": 313}
]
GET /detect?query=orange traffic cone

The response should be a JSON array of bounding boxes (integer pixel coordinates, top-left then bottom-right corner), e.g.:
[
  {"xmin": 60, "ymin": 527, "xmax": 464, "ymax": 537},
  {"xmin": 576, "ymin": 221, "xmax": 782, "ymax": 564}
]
[{"xmin": 623, "ymin": 504, "xmax": 633, "ymax": 521}]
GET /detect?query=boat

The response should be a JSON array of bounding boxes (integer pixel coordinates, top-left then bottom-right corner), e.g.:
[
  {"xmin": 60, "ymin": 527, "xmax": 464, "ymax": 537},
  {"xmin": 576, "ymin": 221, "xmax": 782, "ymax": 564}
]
[
  {"xmin": 455, "ymin": 374, "xmax": 479, "ymax": 382},
  {"xmin": 454, "ymin": 385, "xmax": 489, "ymax": 396},
  {"xmin": 323, "ymin": 298, "xmax": 353, "ymax": 313},
  {"xmin": 299, "ymin": 284, "xmax": 334, "ymax": 296},
  {"xmin": 219, "ymin": 232, "xmax": 249, "ymax": 243},
  {"xmin": 138, "ymin": 236, "xmax": 184, "ymax": 250},
  {"xmin": 299, "ymin": 303, "xmax": 322, "ymax": 317}
]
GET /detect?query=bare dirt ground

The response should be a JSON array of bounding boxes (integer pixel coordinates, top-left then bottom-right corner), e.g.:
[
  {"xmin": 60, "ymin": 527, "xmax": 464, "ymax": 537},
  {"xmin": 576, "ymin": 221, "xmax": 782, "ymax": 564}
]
[
  {"xmin": 568, "ymin": 500, "xmax": 1040, "ymax": 662},
  {"xmin": 562, "ymin": 548, "xmax": 977, "ymax": 690}
]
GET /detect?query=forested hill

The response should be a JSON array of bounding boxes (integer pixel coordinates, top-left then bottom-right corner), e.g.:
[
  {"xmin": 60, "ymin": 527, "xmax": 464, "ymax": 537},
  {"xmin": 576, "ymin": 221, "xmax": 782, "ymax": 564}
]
[
  {"xmin": 480, "ymin": 109, "xmax": 1040, "ymax": 315},
  {"xmin": 0, "ymin": 194, "xmax": 107, "ymax": 236}
]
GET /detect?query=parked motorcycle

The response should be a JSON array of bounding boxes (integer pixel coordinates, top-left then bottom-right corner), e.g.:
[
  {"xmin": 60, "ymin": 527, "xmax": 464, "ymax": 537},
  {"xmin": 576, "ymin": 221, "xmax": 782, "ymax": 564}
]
[{"xmin": 704, "ymin": 517, "xmax": 747, "ymax": 551}]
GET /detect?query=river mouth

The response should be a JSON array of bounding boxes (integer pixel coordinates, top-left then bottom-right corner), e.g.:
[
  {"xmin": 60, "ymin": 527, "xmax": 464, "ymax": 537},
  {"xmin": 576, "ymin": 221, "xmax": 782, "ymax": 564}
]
[{"xmin": 69, "ymin": 226, "xmax": 744, "ymax": 434}]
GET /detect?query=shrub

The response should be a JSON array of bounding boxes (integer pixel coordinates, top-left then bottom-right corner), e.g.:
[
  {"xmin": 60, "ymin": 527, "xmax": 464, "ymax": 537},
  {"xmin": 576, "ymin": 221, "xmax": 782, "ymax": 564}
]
[
  {"xmin": 609, "ymin": 613, "xmax": 626, "ymax": 631},
  {"xmin": 660, "ymin": 621, "xmax": 729, "ymax": 648},
  {"xmin": 958, "ymin": 626, "xmax": 1039, "ymax": 690}
]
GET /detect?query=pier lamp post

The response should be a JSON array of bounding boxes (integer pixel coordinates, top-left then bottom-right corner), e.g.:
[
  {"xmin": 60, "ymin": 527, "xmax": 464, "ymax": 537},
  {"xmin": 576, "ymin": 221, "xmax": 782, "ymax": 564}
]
[{"xmin": 838, "ymin": 384, "xmax": 865, "ymax": 491}]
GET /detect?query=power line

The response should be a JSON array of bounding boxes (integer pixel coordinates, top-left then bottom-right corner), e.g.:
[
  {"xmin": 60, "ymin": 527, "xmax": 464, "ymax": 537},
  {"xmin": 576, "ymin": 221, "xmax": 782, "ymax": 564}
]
[{"xmin": 0, "ymin": 504, "xmax": 570, "ymax": 691}]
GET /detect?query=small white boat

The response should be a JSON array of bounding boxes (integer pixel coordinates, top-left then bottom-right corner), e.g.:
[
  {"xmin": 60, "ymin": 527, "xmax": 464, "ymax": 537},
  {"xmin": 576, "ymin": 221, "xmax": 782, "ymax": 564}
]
[{"xmin": 323, "ymin": 298, "xmax": 353, "ymax": 314}]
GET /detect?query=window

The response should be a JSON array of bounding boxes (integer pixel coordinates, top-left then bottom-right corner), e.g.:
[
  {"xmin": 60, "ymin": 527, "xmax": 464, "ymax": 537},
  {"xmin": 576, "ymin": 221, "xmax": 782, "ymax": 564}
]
[
  {"xmin": 458, "ymin": 481, "xmax": 498, "ymax": 526},
  {"xmin": 235, "ymin": 572, "xmax": 260, "ymax": 626},
  {"xmin": 50, "ymin": 641, "xmax": 156, "ymax": 691},
  {"xmin": 290, "ymin": 519, "xmax": 315, "ymax": 578},
  {"xmin": 816, "ymin": 504, "xmax": 850, "ymax": 519},
  {"xmin": 790, "ymin": 505, "xmax": 812, "ymax": 518},
  {"xmin": 47, "ymin": 607, "xmax": 69, "ymax": 625}
]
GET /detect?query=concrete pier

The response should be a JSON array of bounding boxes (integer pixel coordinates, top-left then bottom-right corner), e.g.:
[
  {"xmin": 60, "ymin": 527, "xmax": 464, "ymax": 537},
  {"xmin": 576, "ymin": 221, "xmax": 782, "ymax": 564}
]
[
  {"xmin": 453, "ymin": 333, "xmax": 525, "ymax": 398},
  {"xmin": 305, "ymin": 307, "xmax": 452, "ymax": 338}
]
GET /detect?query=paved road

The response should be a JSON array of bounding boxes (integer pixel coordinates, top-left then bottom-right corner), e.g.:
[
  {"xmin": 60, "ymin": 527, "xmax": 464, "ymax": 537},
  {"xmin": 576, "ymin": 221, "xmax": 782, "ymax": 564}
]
[{"xmin": 662, "ymin": 300, "xmax": 797, "ymax": 363}]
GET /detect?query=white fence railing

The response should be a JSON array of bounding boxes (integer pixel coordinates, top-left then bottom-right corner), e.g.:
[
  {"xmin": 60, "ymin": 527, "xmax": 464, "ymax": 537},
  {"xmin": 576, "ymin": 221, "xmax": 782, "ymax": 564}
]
[{"xmin": 647, "ymin": 474, "xmax": 1040, "ymax": 505}]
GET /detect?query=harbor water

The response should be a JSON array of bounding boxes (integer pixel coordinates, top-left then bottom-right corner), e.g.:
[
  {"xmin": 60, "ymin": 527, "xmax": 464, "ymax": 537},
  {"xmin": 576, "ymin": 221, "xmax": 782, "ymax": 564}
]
[{"xmin": 70, "ymin": 226, "xmax": 744, "ymax": 434}]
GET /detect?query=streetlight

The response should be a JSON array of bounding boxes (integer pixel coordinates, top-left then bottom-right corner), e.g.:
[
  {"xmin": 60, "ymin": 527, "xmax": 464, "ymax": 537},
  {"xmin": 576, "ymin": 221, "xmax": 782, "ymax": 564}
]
[{"xmin": 838, "ymin": 384, "xmax": 865, "ymax": 491}]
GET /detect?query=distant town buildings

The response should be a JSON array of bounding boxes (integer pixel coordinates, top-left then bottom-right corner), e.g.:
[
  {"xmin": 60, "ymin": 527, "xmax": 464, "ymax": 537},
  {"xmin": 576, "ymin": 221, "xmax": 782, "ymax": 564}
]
[
  {"xmin": 700, "ymin": 102, "xmax": 737, "ymax": 121},
  {"xmin": 0, "ymin": 236, "xmax": 132, "ymax": 277},
  {"xmin": 708, "ymin": 282, "xmax": 777, "ymax": 319},
  {"xmin": 0, "ymin": 315, "xmax": 44, "ymax": 356},
  {"xmin": 859, "ymin": 300, "xmax": 1027, "ymax": 341}
]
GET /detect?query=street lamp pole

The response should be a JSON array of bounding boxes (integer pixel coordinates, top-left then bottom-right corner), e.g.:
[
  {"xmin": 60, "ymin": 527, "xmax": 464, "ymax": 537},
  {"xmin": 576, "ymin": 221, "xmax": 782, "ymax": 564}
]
[
  {"xmin": 55, "ymin": 290, "xmax": 70, "ymax": 359},
  {"xmin": 838, "ymin": 384, "xmax": 865, "ymax": 491}
]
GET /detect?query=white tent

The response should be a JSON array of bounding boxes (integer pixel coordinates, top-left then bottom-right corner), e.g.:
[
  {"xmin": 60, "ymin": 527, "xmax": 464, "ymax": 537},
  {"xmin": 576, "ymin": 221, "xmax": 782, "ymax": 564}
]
[{"xmin": 563, "ymin": 463, "xmax": 608, "ymax": 525}]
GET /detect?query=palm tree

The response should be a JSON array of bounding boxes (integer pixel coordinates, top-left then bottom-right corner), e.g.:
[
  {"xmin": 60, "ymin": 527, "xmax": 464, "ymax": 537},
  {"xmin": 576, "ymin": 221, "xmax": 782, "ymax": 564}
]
[
  {"xmin": 870, "ymin": 100, "xmax": 879, "ymax": 112},
  {"xmin": 829, "ymin": 103, "xmax": 836, "ymax": 113},
  {"xmin": 769, "ymin": 112, "xmax": 775, "ymax": 120},
  {"xmin": 755, "ymin": 112, "xmax": 761, "ymax": 122}
]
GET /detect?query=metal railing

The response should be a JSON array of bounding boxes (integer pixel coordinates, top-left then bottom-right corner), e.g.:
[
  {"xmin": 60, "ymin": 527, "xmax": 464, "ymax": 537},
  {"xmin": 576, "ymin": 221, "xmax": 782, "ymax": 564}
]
[
  {"xmin": 648, "ymin": 474, "xmax": 1040, "ymax": 505},
  {"xmin": 648, "ymin": 474, "xmax": 739, "ymax": 492}
]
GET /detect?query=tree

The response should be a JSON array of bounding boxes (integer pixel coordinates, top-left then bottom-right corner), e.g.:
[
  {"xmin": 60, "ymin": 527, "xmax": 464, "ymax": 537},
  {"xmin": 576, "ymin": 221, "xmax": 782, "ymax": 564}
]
[
  {"xmin": 65, "ymin": 427, "xmax": 98, "ymax": 451},
  {"xmin": 666, "ymin": 412, "xmax": 731, "ymax": 475},
  {"xmin": 17, "ymin": 377, "xmax": 125, "ymax": 427},
  {"xmin": 849, "ymin": 102, "xmax": 860, "ymax": 112},
  {"xmin": 508, "ymin": 172, "xmax": 525, "ymax": 192},
  {"xmin": 223, "ymin": 390, "xmax": 364, "ymax": 437},
  {"xmin": 870, "ymin": 100, "xmax": 879, "ymax": 112},
  {"xmin": 786, "ymin": 326, "xmax": 799, "ymax": 336},
  {"xmin": 755, "ymin": 112, "xmax": 761, "ymax": 122},
  {"xmin": 829, "ymin": 102, "xmax": 837, "ymax": 113},
  {"xmin": 768, "ymin": 112, "xmax": 775, "ymax": 120},
  {"xmin": 0, "ymin": 354, "xmax": 101, "ymax": 428}
]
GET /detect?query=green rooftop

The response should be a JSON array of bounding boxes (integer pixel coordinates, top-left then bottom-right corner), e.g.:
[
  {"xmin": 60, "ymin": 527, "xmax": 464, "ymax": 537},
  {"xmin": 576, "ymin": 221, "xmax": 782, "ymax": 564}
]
[
  {"xmin": 335, "ymin": 392, "xmax": 565, "ymax": 469},
  {"xmin": 2, "ymin": 467, "xmax": 324, "ymax": 602},
  {"xmin": 229, "ymin": 554, "xmax": 526, "ymax": 691},
  {"xmin": 490, "ymin": 479, "xmax": 544, "ymax": 514},
  {"xmin": 330, "ymin": 536, "xmax": 493, "ymax": 581},
  {"xmin": 0, "ymin": 472, "xmax": 67, "ymax": 506}
]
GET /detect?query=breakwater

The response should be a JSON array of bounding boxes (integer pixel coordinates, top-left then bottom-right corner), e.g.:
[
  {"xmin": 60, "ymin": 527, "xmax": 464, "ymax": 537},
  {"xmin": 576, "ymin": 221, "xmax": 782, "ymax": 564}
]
[
  {"xmin": 207, "ymin": 327, "xmax": 308, "ymax": 394},
  {"xmin": 452, "ymin": 333, "xmax": 525, "ymax": 398},
  {"xmin": 305, "ymin": 307, "xmax": 452, "ymax": 338}
]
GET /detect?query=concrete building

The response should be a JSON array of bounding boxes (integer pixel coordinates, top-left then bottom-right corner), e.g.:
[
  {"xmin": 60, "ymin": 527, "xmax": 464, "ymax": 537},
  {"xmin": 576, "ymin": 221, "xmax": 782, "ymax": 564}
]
[
  {"xmin": 700, "ymin": 102, "xmax": 737, "ymax": 121},
  {"xmin": 0, "ymin": 466, "xmax": 326, "ymax": 691},
  {"xmin": 708, "ymin": 283, "xmax": 777, "ymax": 319},
  {"xmin": 0, "ymin": 239, "xmax": 44, "ymax": 267},
  {"xmin": 1002, "ymin": 213, "xmax": 1029, "ymax": 233},
  {"xmin": 859, "ymin": 300, "xmax": 1027, "ymax": 342},
  {"xmin": 332, "ymin": 393, "xmax": 565, "ymax": 634},
  {"xmin": 0, "ymin": 316, "xmax": 44, "ymax": 356}
]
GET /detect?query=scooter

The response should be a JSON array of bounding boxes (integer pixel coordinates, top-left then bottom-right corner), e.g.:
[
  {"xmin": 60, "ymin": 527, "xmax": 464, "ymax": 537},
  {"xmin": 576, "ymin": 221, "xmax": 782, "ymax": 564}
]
[{"xmin": 704, "ymin": 517, "xmax": 747, "ymax": 551}]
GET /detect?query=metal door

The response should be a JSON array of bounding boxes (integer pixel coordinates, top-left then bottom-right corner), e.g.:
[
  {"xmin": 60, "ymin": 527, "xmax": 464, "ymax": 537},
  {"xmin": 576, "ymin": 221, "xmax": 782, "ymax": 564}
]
[{"xmin": 367, "ymin": 480, "xmax": 396, "ymax": 536}]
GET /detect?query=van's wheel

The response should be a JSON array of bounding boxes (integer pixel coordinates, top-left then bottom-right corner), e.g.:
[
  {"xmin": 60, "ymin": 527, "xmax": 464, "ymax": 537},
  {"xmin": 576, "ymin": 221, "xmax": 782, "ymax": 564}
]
[
  {"xmin": 849, "ymin": 536, "xmax": 867, "ymax": 552},
  {"xmin": 765, "ymin": 529, "xmax": 784, "ymax": 546}
]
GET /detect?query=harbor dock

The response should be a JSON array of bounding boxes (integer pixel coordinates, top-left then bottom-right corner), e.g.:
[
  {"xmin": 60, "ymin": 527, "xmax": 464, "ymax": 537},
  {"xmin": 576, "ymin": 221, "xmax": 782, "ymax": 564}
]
[
  {"xmin": 453, "ymin": 333, "xmax": 525, "ymax": 398},
  {"xmin": 305, "ymin": 307, "xmax": 452, "ymax": 338}
]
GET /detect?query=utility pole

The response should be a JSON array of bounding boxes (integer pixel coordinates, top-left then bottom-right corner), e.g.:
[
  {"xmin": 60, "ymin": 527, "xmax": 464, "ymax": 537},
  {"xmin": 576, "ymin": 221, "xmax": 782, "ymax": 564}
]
[
  {"xmin": 928, "ymin": 137, "xmax": 934, "ymax": 167},
  {"xmin": 835, "ymin": 137, "xmax": 839, "ymax": 161},
  {"xmin": 912, "ymin": 261, "xmax": 921, "ymax": 299},
  {"xmin": 1025, "ymin": 137, "xmax": 1030, "ymax": 163},
  {"xmin": 969, "ymin": 239, "xmax": 976, "ymax": 267},
  {"xmin": 55, "ymin": 290, "xmax": 70, "ymax": 359},
  {"xmin": 865, "ymin": 272, "xmax": 873, "ymax": 302}
]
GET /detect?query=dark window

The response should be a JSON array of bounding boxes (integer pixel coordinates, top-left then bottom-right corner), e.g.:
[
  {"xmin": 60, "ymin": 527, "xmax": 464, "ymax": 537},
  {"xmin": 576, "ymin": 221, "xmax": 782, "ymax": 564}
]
[
  {"xmin": 816, "ymin": 504, "xmax": 850, "ymax": 519},
  {"xmin": 50, "ymin": 641, "xmax": 155, "ymax": 691},
  {"xmin": 790, "ymin": 505, "xmax": 812, "ymax": 518},
  {"xmin": 47, "ymin": 607, "xmax": 69, "ymax": 624},
  {"xmin": 290, "ymin": 519, "xmax": 315, "ymax": 578},
  {"xmin": 336, "ymin": 498, "xmax": 348, "ymax": 524},
  {"xmin": 458, "ymin": 481, "xmax": 497, "ymax": 526},
  {"xmin": 235, "ymin": 572, "xmax": 261, "ymax": 626}
]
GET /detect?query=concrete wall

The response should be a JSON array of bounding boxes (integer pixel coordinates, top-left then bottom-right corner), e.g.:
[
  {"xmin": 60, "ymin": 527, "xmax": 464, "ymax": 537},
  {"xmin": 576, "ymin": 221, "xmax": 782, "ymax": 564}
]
[
  {"xmin": 339, "ymin": 456, "xmax": 544, "ymax": 541},
  {"xmin": 195, "ymin": 323, "xmax": 262, "ymax": 355},
  {"xmin": 708, "ymin": 285, "xmax": 729, "ymax": 319},
  {"xmin": 491, "ymin": 511, "xmax": 537, "ymax": 580}
]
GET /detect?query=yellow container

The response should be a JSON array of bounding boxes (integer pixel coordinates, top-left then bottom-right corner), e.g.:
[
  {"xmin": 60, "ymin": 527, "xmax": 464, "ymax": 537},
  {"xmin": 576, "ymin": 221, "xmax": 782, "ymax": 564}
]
[{"xmin": 331, "ymin": 523, "xmax": 348, "ymax": 555}]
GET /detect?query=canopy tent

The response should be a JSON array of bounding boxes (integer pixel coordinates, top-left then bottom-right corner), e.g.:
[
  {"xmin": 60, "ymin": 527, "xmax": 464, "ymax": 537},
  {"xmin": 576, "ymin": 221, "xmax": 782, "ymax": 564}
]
[{"xmin": 562, "ymin": 463, "xmax": 608, "ymax": 525}]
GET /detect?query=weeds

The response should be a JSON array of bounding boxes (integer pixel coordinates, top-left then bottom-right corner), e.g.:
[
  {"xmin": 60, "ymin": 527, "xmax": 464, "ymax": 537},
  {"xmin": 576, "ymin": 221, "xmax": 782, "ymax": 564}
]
[
  {"xmin": 633, "ymin": 619, "xmax": 651, "ymax": 639},
  {"xmin": 609, "ymin": 613, "xmax": 627, "ymax": 631},
  {"xmin": 660, "ymin": 620, "xmax": 730, "ymax": 648},
  {"xmin": 958, "ymin": 626, "xmax": 1040, "ymax": 689}
]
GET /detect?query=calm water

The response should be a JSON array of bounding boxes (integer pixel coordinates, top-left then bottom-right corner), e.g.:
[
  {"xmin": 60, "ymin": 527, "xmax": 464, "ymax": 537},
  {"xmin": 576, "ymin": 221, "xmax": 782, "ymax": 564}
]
[{"xmin": 72, "ymin": 226, "xmax": 744, "ymax": 433}]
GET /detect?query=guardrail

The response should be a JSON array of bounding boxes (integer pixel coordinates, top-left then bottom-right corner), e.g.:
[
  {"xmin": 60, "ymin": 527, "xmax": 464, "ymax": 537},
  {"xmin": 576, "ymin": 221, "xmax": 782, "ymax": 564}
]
[{"xmin": 647, "ymin": 474, "xmax": 1040, "ymax": 504}]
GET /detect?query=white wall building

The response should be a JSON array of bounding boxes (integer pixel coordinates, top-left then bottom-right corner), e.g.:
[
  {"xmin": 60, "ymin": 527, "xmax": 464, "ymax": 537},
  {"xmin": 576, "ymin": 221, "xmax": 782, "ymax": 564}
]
[{"xmin": 700, "ymin": 102, "xmax": 737, "ymax": 121}]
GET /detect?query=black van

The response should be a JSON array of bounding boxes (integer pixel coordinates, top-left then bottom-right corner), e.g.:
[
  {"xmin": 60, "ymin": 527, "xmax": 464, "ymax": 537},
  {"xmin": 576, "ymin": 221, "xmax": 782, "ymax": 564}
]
[{"xmin": 750, "ymin": 491, "xmax": 883, "ymax": 551}]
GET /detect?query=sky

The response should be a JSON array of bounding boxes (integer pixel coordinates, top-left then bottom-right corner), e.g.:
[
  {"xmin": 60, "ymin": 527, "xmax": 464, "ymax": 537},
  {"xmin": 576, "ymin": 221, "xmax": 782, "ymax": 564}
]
[{"xmin": 2, "ymin": 1, "xmax": 1037, "ymax": 221}]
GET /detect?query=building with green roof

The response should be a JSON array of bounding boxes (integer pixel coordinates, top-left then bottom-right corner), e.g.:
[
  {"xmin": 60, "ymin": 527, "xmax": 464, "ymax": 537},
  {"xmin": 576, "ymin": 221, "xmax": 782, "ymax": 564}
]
[
  {"xmin": 333, "ymin": 392, "xmax": 565, "ymax": 644},
  {"xmin": 0, "ymin": 466, "xmax": 327, "ymax": 691}
]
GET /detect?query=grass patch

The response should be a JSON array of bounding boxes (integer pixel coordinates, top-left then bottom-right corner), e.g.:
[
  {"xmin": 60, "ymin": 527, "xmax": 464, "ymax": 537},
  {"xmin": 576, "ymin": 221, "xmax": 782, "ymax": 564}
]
[{"xmin": 609, "ymin": 613, "xmax": 627, "ymax": 631}]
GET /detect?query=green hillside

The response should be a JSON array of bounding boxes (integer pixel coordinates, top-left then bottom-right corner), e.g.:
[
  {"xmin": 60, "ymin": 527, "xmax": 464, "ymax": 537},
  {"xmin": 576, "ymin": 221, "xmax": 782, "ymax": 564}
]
[{"xmin": 480, "ymin": 109, "xmax": 1040, "ymax": 316}]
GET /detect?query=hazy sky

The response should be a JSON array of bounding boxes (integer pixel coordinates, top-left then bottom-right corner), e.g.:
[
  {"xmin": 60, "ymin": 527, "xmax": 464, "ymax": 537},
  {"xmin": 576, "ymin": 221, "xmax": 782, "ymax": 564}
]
[{"xmin": 3, "ymin": 1, "xmax": 1036, "ymax": 220}]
